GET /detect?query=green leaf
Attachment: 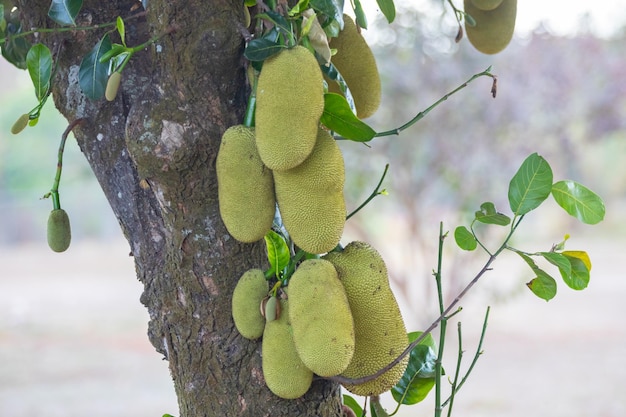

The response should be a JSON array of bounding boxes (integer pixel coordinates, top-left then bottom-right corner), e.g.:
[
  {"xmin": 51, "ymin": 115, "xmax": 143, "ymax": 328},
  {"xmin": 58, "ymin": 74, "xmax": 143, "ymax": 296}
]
[
  {"xmin": 454, "ymin": 226, "xmax": 477, "ymax": 251},
  {"xmin": 342, "ymin": 395, "xmax": 363, "ymax": 417},
  {"xmin": 116, "ymin": 16, "xmax": 126, "ymax": 47},
  {"xmin": 1, "ymin": 19, "xmax": 31, "ymax": 69},
  {"xmin": 551, "ymin": 180, "xmax": 605, "ymax": 225},
  {"xmin": 310, "ymin": 0, "xmax": 344, "ymax": 28},
  {"xmin": 98, "ymin": 43, "xmax": 127, "ymax": 64},
  {"xmin": 391, "ymin": 331, "xmax": 437, "ymax": 405},
  {"xmin": 79, "ymin": 35, "xmax": 112, "ymax": 100},
  {"xmin": 562, "ymin": 250, "xmax": 591, "ymax": 271},
  {"xmin": 48, "ymin": 0, "xmax": 83, "ymax": 26},
  {"xmin": 353, "ymin": 0, "xmax": 367, "ymax": 29},
  {"xmin": 540, "ymin": 252, "xmax": 571, "ymax": 283},
  {"xmin": 562, "ymin": 251, "xmax": 591, "ymax": 290},
  {"xmin": 320, "ymin": 93, "xmax": 376, "ymax": 141},
  {"xmin": 370, "ymin": 397, "xmax": 389, "ymax": 417},
  {"xmin": 26, "ymin": 44, "xmax": 53, "ymax": 101},
  {"xmin": 256, "ymin": 11, "xmax": 292, "ymax": 37},
  {"xmin": 508, "ymin": 153, "xmax": 553, "ymax": 216},
  {"xmin": 264, "ymin": 230, "xmax": 290, "ymax": 278},
  {"xmin": 376, "ymin": 0, "xmax": 396, "ymax": 23},
  {"xmin": 474, "ymin": 202, "xmax": 511, "ymax": 226},
  {"xmin": 244, "ymin": 0, "xmax": 257, "ymax": 6},
  {"xmin": 0, "ymin": 5, "xmax": 6, "ymax": 33},
  {"xmin": 244, "ymin": 37, "xmax": 286, "ymax": 62},
  {"xmin": 517, "ymin": 252, "xmax": 557, "ymax": 301}
]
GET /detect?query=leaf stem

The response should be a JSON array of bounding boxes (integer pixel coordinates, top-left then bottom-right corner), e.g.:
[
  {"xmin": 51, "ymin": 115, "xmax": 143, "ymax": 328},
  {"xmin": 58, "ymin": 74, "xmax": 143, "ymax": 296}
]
[
  {"xmin": 434, "ymin": 222, "xmax": 447, "ymax": 417},
  {"xmin": 445, "ymin": 322, "xmax": 464, "ymax": 417},
  {"xmin": 346, "ymin": 164, "xmax": 389, "ymax": 220}
]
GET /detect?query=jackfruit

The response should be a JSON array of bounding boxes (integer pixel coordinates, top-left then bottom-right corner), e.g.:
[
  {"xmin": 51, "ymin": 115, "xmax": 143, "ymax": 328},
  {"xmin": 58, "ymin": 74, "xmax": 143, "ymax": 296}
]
[
  {"xmin": 232, "ymin": 269, "xmax": 269, "ymax": 340},
  {"xmin": 273, "ymin": 128, "xmax": 345, "ymax": 254},
  {"xmin": 11, "ymin": 113, "xmax": 29, "ymax": 135},
  {"xmin": 216, "ymin": 125, "xmax": 276, "ymax": 243},
  {"xmin": 255, "ymin": 45, "xmax": 324, "ymax": 171},
  {"xmin": 288, "ymin": 259, "xmax": 355, "ymax": 377},
  {"xmin": 47, "ymin": 208, "xmax": 71, "ymax": 253},
  {"xmin": 464, "ymin": 0, "xmax": 517, "ymax": 55},
  {"xmin": 324, "ymin": 241, "xmax": 408, "ymax": 396},
  {"xmin": 105, "ymin": 71, "xmax": 122, "ymax": 101},
  {"xmin": 470, "ymin": 0, "xmax": 503, "ymax": 11},
  {"xmin": 328, "ymin": 15, "xmax": 381, "ymax": 119},
  {"xmin": 262, "ymin": 298, "xmax": 314, "ymax": 399}
]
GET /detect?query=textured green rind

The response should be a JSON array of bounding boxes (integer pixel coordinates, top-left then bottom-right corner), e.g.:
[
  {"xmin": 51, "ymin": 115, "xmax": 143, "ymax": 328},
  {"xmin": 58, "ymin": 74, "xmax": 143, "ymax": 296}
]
[
  {"xmin": 255, "ymin": 46, "xmax": 324, "ymax": 171},
  {"xmin": 288, "ymin": 259, "xmax": 355, "ymax": 377},
  {"xmin": 470, "ymin": 0, "xmax": 503, "ymax": 11},
  {"xmin": 216, "ymin": 125, "xmax": 276, "ymax": 243},
  {"xmin": 328, "ymin": 14, "xmax": 381, "ymax": 119},
  {"xmin": 47, "ymin": 209, "xmax": 71, "ymax": 253},
  {"xmin": 273, "ymin": 128, "xmax": 345, "ymax": 254},
  {"xmin": 232, "ymin": 269, "xmax": 269, "ymax": 340},
  {"xmin": 324, "ymin": 241, "xmax": 408, "ymax": 396},
  {"xmin": 262, "ymin": 299, "xmax": 314, "ymax": 399},
  {"xmin": 465, "ymin": 0, "xmax": 517, "ymax": 54}
]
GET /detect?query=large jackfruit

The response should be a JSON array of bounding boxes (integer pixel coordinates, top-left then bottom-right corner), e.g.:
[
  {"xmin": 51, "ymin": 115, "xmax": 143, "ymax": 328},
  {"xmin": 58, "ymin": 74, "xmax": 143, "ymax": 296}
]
[
  {"xmin": 262, "ymin": 298, "xmax": 314, "ymax": 399},
  {"xmin": 47, "ymin": 209, "xmax": 71, "ymax": 253},
  {"xmin": 232, "ymin": 269, "xmax": 269, "ymax": 340},
  {"xmin": 255, "ymin": 46, "xmax": 324, "ymax": 171},
  {"xmin": 288, "ymin": 259, "xmax": 355, "ymax": 377},
  {"xmin": 216, "ymin": 125, "xmax": 275, "ymax": 243},
  {"xmin": 273, "ymin": 128, "xmax": 345, "ymax": 254},
  {"xmin": 328, "ymin": 15, "xmax": 381, "ymax": 119},
  {"xmin": 464, "ymin": 0, "xmax": 517, "ymax": 55},
  {"xmin": 324, "ymin": 241, "xmax": 408, "ymax": 396}
]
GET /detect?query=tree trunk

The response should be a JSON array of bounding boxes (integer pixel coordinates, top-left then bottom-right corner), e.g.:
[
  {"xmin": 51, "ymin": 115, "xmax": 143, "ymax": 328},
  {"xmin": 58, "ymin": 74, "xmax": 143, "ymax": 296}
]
[{"xmin": 19, "ymin": 1, "xmax": 343, "ymax": 415}]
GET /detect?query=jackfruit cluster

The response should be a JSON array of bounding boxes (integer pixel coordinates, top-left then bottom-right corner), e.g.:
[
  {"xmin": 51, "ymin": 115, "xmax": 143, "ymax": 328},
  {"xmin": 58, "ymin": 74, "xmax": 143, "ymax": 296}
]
[
  {"xmin": 464, "ymin": 0, "xmax": 517, "ymax": 54},
  {"xmin": 47, "ymin": 208, "xmax": 72, "ymax": 253},
  {"xmin": 216, "ymin": 125, "xmax": 276, "ymax": 243},
  {"xmin": 232, "ymin": 269, "xmax": 269, "ymax": 340},
  {"xmin": 328, "ymin": 14, "xmax": 381, "ymax": 119},
  {"xmin": 324, "ymin": 241, "xmax": 409, "ymax": 396}
]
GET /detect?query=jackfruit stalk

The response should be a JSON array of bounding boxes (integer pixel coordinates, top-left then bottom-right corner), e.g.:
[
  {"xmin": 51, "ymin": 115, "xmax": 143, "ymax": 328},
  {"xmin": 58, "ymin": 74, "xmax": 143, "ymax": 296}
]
[
  {"xmin": 464, "ymin": 0, "xmax": 517, "ymax": 54},
  {"xmin": 216, "ymin": 125, "xmax": 275, "ymax": 243},
  {"xmin": 232, "ymin": 269, "xmax": 269, "ymax": 340},
  {"xmin": 324, "ymin": 241, "xmax": 408, "ymax": 396}
]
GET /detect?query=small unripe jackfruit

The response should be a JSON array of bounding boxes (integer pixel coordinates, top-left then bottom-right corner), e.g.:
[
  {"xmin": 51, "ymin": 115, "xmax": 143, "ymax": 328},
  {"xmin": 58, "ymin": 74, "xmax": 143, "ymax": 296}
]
[
  {"xmin": 262, "ymin": 299, "xmax": 314, "ymax": 399},
  {"xmin": 328, "ymin": 15, "xmax": 381, "ymax": 119},
  {"xmin": 11, "ymin": 113, "xmax": 30, "ymax": 135},
  {"xmin": 105, "ymin": 71, "xmax": 122, "ymax": 101},
  {"xmin": 288, "ymin": 259, "xmax": 355, "ymax": 377},
  {"xmin": 464, "ymin": 0, "xmax": 517, "ymax": 54},
  {"xmin": 324, "ymin": 241, "xmax": 408, "ymax": 396},
  {"xmin": 232, "ymin": 269, "xmax": 269, "ymax": 340},
  {"xmin": 47, "ymin": 209, "xmax": 71, "ymax": 253},
  {"xmin": 217, "ymin": 125, "xmax": 276, "ymax": 243},
  {"xmin": 255, "ymin": 45, "xmax": 324, "ymax": 171},
  {"xmin": 273, "ymin": 128, "xmax": 345, "ymax": 254},
  {"xmin": 470, "ymin": 0, "xmax": 503, "ymax": 11}
]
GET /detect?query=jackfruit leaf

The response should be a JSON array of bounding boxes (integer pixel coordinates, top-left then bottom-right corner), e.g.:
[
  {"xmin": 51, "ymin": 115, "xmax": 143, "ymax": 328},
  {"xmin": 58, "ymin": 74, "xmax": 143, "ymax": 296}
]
[
  {"xmin": 116, "ymin": 16, "xmax": 126, "ymax": 47},
  {"xmin": 508, "ymin": 153, "xmax": 553, "ymax": 216},
  {"xmin": 370, "ymin": 397, "xmax": 389, "ymax": 417},
  {"xmin": 376, "ymin": 0, "xmax": 396, "ymax": 23},
  {"xmin": 79, "ymin": 34, "xmax": 112, "ymax": 100},
  {"xmin": 562, "ymin": 251, "xmax": 591, "ymax": 290},
  {"xmin": 474, "ymin": 202, "xmax": 511, "ymax": 226},
  {"xmin": 0, "ymin": 5, "xmax": 5, "ymax": 33},
  {"xmin": 551, "ymin": 180, "xmax": 605, "ymax": 225},
  {"xmin": 244, "ymin": 37, "xmax": 286, "ymax": 62},
  {"xmin": 302, "ymin": 9, "xmax": 331, "ymax": 65},
  {"xmin": 289, "ymin": 0, "xmax": 310, "ymax": 15},
  {"xmin": 342, "ymin": 395, "xmax": 363, "ymax": 417},
  {"xmin": 244, "ymin": 0, "xmax": 257, "ymax": 6},
  {"xmin": 26, "ymin": 43, "xmax": 53, "ymax": 101},
  {"xmin": 540, "ymin": 252, "xmax": 571, "ymax": 283},
  {"xmin": 256, "ymin": 11, "xmax": 291, "ymax": 37},
  {"xmin": 310, "ymin": 0, "xmax": 344, "ymax": 30},
  {"xmin": 264, "ymin": 230, "xmax": 290, "ymax": 278},
  {"xmin": 321, "ymin": 93, "xmax": 376, "ymax": 141},
  {"xmin": 454, "ymin": 226, "xmax": 477, "ymax": 251},
  {"xmin": 48, "ymin": 0, "xmax": 83, "ymax": 26},
  {"xmin": 353, "ymin": 0, "xmax": 367, "ymax": 29},
  {"xmin": 2, "ymin": 24, "xmax": 31, "ymax": 69},
  {"xmin": 517, "ymin": 252, "xmax": 557, "ymax": 300},
  {"xmin": 391, "ymin": 331, "xmax": 437, "ymax": 405}
]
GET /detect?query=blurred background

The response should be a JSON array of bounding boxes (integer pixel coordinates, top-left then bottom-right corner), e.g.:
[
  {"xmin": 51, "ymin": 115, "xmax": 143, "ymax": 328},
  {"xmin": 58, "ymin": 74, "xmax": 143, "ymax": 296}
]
[{"xmin": 1, "ymin": 1, "xmax": 625, "ymax": 416}]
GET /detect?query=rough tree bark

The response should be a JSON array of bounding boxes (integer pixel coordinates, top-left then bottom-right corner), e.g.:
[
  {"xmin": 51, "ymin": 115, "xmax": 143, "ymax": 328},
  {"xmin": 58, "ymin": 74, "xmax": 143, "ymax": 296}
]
[{"xmin": 19, "ymin": 1, "xmax": 343, "ymax": 416}]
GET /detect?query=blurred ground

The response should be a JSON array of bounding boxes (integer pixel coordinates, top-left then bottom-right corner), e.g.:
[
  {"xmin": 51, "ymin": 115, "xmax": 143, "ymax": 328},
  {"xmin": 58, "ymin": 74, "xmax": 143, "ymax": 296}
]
[{"xmin": 1, "ymin": 236, "xmax": 624, "ymax": 417}]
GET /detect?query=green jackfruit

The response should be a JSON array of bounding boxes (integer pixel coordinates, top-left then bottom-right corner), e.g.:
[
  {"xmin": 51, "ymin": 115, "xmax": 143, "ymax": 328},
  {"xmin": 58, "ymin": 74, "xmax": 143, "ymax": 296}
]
[
  {"xmin": 324, "ymin": 241, "xmax": 408, "ymax": 396},
  {"xmin": 11, "ymin": 113, "xmax": 29, "ymax": 135},
  {"xmin": 328, "ymin": 15, "xmax": 381, "ymax": 119},
  {"xmin": 47, "ymin": 209, "xmax": 72, "ymax": 253},
  {"xmin": 262, "ymin": 298, "xmax": 314, "ymax": 399},
  {"xmin": 465, "ymin": 0, "xmax": 517, "ymax": 55},
  {"xmin": 216, "ymin": 125, "xmax": 276, "ymax": 243},
  {"xmin": 255, "ymin": 45, "xmax": 324, "ymax": 171},
  {"xmin": 232, "ymin": 269, "xmax": 269, "ymax": 340},
  {"xmin": 470, "ymin": 0, "xmax": 503, "ymax": 11},
  {"xmin": 273, "ymin": 128, "xmax": 345, "ymax": 254},
  {"xmin": 288, "ymin": 259, "xmax": 355, "ymax": 377},
  {"xmin": 105, "ymin": 71, "xmax": 122, "ymax": 101}
]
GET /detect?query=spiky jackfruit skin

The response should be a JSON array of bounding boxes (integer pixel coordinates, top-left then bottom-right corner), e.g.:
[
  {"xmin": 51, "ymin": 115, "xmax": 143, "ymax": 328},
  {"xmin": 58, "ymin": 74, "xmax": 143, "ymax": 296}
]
[
  {"xmin": 232, "ymin": 269, "xmax": 269, "ymax": 340},
  {"xmin": 262, "ymin": 299, "xmax": 314, "ymax": 399},
  {"xmin": 465, "ymin": 0, "xmax": 517, "ymax": 54},
  {"xmin": 273, "ymin": 128, "xmax": 345, "ymax": 254},
  {"xmin": 47, "ymin": 209, "xmax": 71, "ymax": 253},
  {"xmin": 216, "ymin": 125, "xmax": 275, "ymax": 243},
  {"xmin": 324, "ymin": 241, "xmax": 408, "ymax": 396},
  {"xmin": 255, "ymin": 46, "xmax": 324, "ymax": 171},
  {"xmin": 288, "ymin": 259, "xmax": 355, "ymax": 377},
  {"xmin": 328, "ymin": 15, "xmax": 381, "ymax": 119},
  {"xmin": 470, "ymin": 0, "xmax": 503, "ymax": 11}
]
